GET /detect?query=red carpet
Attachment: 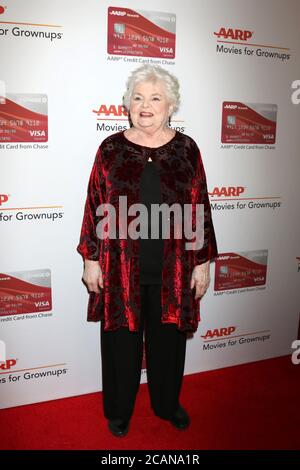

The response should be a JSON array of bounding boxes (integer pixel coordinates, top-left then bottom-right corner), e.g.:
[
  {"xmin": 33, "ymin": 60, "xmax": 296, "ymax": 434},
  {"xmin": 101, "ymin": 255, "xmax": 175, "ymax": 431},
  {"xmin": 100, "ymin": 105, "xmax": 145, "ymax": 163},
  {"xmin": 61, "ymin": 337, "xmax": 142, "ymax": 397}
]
[{"xmin": 0, "ymin": 355, "xmax": 299, "ymax": 450}]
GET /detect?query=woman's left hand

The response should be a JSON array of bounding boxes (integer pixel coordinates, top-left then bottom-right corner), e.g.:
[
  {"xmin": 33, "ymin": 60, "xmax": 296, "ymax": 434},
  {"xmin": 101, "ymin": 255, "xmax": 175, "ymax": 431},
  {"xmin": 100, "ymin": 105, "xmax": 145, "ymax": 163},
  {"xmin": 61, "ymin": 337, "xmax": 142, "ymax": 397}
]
[{"xmin": 190, "ymin": 261, "xmax": 211, "ymax": 299}]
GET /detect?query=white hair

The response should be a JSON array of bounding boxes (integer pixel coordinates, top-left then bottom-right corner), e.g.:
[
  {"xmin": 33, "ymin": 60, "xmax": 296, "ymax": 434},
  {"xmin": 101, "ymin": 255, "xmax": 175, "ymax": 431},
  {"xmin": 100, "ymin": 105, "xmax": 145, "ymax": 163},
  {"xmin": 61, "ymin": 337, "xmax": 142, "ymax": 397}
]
[{"xmin": 123, "ymin": 64, "xmax": 180, "ymax": 114}]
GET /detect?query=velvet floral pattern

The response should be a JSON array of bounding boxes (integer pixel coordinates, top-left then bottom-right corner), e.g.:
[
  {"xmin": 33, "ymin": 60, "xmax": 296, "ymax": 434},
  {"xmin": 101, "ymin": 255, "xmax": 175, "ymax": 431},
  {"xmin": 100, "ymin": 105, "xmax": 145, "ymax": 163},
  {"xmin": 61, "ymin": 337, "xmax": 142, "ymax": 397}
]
[{"xmin": 77, "ymin": 130, "xmax": 218, "ymax": 333}]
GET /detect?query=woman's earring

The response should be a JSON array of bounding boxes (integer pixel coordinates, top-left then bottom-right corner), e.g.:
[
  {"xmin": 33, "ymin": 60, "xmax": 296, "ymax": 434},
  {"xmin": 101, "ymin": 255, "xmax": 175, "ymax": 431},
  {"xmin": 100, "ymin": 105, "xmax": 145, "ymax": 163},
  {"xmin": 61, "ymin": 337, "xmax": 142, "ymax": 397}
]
[{"xmin": 168, "ymin": 106, "xmax": 174, "ymax": 127}]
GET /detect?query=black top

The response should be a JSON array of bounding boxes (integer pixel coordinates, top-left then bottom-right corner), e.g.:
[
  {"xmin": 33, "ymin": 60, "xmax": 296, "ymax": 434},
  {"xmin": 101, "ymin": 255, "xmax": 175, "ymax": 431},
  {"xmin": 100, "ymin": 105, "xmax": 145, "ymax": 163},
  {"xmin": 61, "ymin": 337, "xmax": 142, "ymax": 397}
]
[{"xmin": 139, "ymin": 161, "xmax": 164, "ymax": 285}]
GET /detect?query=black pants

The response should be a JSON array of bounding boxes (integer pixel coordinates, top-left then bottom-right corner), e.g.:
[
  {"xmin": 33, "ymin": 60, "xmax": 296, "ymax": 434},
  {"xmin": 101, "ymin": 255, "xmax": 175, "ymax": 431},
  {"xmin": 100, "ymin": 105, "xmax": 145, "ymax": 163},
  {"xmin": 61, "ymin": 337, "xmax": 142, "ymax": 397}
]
[{"xmin": 100, "ymin": 284, "xmax": 187, "ymax": 421}]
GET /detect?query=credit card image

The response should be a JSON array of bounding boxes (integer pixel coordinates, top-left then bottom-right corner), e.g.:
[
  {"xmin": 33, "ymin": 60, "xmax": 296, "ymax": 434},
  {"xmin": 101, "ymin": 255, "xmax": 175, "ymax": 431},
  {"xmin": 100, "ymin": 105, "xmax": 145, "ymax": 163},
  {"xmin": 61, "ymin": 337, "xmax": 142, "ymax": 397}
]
[
  {"xmin": 0, "ymin": 269, "xmax": 52, "ymax": 316},
  {"xmin": 107, "ymin": 6, "xmax": 176, "ymax": 58},
  {"xmin": 0, "ymin": 93, "xmax": 48, "ymax": 142},
  {"xmin": 221, "ymin": 102, "xmax": 277, "ymax": 144},
  {"xmin": 214, "ymin": 250, "xmax": 268, "ymax": 291}
]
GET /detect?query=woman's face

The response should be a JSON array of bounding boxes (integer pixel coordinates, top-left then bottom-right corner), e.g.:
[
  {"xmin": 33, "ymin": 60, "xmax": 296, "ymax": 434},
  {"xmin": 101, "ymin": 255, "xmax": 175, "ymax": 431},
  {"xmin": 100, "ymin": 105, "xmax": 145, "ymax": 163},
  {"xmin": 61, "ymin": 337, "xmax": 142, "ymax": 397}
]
[{"xmin": 129, "ymin": 80, "xmax": 173, "ymax": 133}]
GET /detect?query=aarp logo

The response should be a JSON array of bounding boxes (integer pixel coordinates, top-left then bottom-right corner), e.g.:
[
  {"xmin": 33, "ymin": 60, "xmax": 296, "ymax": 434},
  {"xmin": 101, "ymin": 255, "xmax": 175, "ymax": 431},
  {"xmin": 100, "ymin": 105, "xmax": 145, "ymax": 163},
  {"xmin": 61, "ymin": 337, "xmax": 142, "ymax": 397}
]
[
  {"xmin": 201, "ymin": 326, "xmax": 236, "ymax": 340},
  {"xmin": 214, "ymin": 27, "xmax": 253, "ymax": 41},
  {"xmin": 0, "ymin": 194, "xmax": 10, "ymax": 205},
  {"xmin": 209, "ymin": 187, "xmax": 245, "ymax": 198},
  {"xmin": 93, "ymin": 103, "xmax": 128, "ymax": 118},
  {"xmin": 109, "ymin": 10, "xmax": 126, "ymax": 16},
  {"xmin": 0, "ymin": 359, "xmax": 17, "ymax": 370}
]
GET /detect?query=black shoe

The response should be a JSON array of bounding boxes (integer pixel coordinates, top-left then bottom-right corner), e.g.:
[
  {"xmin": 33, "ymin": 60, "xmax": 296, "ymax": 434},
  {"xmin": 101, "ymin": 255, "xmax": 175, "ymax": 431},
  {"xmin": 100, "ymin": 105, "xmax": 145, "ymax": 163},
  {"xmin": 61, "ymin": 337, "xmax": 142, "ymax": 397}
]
[
  {"xmin": 108, "ymin": 419, "xmax": 130, "ymax": 437},
  {"xmin": 170, "ymin": 405, "xmax": 190, "ymax": 430}
]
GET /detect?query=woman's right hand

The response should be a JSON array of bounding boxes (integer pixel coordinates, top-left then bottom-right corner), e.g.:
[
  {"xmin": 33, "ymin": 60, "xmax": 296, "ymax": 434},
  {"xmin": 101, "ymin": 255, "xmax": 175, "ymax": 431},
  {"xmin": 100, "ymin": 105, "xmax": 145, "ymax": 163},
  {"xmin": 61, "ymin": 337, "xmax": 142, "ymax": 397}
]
[{"xmin": 83, "ymin": 259, "xmax": 103, "ymax": 293}]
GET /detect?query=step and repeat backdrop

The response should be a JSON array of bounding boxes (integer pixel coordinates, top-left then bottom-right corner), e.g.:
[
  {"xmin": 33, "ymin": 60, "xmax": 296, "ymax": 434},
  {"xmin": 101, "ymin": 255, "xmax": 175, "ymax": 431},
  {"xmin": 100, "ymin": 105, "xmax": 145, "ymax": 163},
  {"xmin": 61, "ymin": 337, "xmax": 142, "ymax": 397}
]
[{"xmin": 0, "ymin": 0, "xmax": 299, "ymax": 409}]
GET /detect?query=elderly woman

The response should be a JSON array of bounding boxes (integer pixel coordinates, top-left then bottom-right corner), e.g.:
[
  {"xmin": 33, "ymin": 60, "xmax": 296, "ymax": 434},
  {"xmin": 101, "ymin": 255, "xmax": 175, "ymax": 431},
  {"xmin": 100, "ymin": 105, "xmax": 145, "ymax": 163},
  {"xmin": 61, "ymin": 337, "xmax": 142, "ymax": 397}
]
[{"xmin": 77, "ymin": 65, "xmax": 218, "ymax": 438}]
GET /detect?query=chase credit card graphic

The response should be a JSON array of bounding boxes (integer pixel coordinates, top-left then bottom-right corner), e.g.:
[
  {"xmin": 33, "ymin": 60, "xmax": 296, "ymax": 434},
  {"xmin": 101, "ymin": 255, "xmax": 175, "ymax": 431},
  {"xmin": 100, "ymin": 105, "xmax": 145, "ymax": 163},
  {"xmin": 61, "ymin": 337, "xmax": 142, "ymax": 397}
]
[
  {"xmin": 214, "ymin": 250, "xmax": 268, "ymax": 291},
  {"xmin": 107, "ymin": 6, "xmax": 176, "ymax": 58},
  {"xmin": 0, "ymin": 269, "xmax": 52, "ymax": 316},
  {"xmin": 221, "ymin": 102, "xmax": 277, "ymax": 144},
  {"xmin": 0, "ymin": 93, "xmax": 48, "ymax": 142}
]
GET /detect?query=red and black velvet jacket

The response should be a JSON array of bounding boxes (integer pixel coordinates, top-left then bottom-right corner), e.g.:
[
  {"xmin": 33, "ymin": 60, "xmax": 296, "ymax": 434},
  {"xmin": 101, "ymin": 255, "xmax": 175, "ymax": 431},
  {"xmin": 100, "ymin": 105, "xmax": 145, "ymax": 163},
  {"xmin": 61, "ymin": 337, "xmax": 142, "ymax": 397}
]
[{"xmin": 77, "ymin": 130, "xmax": 218, "ymax": 333}]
